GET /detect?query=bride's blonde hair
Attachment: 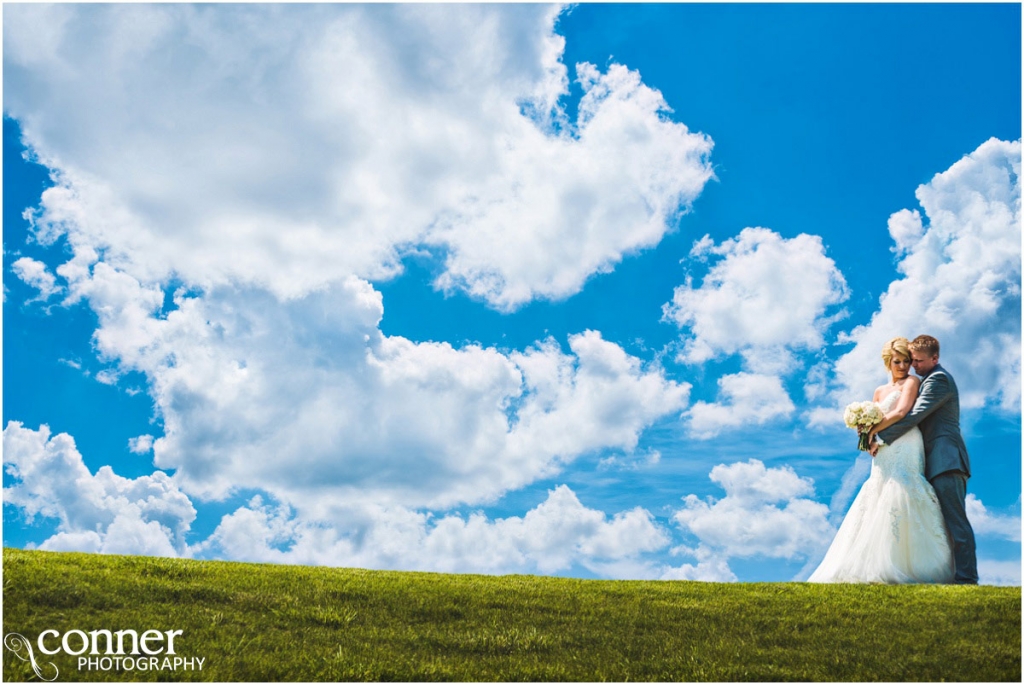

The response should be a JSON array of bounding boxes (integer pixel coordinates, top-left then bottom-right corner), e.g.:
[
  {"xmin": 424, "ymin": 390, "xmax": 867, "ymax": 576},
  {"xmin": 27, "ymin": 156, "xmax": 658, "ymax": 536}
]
[{"xmin": 881, "ymin": 336, "xmax": 911, "ymax": 369}]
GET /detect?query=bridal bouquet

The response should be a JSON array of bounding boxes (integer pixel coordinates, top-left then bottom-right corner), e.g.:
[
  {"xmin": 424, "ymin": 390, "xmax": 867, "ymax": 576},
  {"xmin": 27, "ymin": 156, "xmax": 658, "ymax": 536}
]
[{"xmin": 843, "ymin": 401, "xmax": 885, "ymax": 451}]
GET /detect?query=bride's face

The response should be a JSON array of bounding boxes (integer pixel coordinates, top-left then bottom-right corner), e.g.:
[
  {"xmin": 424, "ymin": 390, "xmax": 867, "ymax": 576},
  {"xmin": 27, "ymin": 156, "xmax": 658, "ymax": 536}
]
[{"xmin": 889, "ymin": 354, "xmax": 911, "ymax": 380}]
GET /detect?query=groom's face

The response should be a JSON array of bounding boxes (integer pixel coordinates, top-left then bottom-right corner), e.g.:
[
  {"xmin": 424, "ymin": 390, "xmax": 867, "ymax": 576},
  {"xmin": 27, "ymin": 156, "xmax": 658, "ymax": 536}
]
[{"xmin": 910, "ymin": 351, "xmax": 938, "ymax": 375}]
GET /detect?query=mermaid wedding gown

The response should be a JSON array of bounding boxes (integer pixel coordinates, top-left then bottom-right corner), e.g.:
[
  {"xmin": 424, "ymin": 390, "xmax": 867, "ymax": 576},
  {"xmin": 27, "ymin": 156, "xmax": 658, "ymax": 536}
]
[{"xmin": 809, "ymin": 389, "xmax": 954, "ymax": 583}]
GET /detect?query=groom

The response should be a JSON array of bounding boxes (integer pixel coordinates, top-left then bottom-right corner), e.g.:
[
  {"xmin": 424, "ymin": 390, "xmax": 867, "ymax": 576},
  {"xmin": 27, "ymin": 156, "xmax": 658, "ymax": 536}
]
[{"xmin": 870, "ymin": 335, "xmax": 978, "ymax": 584}]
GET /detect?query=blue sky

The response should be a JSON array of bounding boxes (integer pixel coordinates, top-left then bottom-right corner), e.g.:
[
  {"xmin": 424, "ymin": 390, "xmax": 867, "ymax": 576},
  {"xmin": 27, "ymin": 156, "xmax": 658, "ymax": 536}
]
[{"xmin": 3, "ymin": 3, "xmax": 1021, "ymax": 583}]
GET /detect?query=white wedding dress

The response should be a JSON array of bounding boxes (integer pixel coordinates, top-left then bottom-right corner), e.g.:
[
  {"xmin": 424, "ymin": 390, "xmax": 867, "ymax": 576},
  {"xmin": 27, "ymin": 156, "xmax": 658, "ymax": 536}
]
[{"xmin": 809, "ymin": 389, "xmax": 954, "ymax": 584}]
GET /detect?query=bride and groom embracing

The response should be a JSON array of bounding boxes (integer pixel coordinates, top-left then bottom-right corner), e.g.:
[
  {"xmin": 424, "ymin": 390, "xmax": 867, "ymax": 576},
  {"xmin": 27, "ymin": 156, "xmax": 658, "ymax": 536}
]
[{"xmin": 810, "ymin": 335, "xmax": 979, "ymax": 585}]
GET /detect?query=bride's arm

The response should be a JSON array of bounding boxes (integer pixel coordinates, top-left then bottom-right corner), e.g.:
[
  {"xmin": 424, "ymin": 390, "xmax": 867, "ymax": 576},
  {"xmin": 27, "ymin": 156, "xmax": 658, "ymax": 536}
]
[{"xmin": 870, "ymin": 377, "xmax": 920, "ymax": 435}]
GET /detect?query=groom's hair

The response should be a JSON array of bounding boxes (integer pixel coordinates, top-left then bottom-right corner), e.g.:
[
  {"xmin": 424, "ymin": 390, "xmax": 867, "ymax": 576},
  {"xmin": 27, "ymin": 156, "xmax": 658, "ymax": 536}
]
[{"xmin": 909, "ymin": 335, "xmax": 940, "ymax": 358}]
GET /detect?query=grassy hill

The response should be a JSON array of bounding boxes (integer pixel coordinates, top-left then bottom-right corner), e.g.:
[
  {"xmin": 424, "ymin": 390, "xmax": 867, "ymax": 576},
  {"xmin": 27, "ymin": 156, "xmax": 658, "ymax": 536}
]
[{"xmin": 2, "ymin": 548, "xmax": 1020, "ymax": 682}]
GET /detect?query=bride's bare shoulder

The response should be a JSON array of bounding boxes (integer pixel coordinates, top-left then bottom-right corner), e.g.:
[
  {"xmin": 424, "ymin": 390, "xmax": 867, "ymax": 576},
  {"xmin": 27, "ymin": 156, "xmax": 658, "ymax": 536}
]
[{"xmin": 872, "ymin": 384, "xmax": 890, "ymax": 402}]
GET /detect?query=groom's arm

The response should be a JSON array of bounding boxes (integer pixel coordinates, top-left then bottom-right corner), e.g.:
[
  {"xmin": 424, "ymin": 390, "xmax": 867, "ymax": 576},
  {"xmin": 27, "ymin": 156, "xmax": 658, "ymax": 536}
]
[{"xmin": 876, "ymin": 373, "xmax": 952, "ymax": 444}]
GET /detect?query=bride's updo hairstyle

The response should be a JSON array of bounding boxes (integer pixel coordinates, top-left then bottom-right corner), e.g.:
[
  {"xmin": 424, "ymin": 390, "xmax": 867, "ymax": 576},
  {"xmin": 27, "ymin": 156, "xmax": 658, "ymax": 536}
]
[{"xmin": 881, "ymin": 336, "xmax": 911, "ymax": 369}]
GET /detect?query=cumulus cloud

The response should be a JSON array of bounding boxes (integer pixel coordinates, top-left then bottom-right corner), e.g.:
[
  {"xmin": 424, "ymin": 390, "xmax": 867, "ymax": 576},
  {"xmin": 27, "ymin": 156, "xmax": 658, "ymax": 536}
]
[
  {"xmin": 2, "ymin": 422, "xmax": 675, "ymax": 576},
  {"xmin": 430, "ymin": 61, "xmax": 714, "ymax": 310},
  {"xmin": 662, "ymin": 228, "xmax": 847, "ymax": 439},
  {"xmin": 977, "ymin": 559, "xmax": 1021, "ymax": 586},
  {"xmin": 2, "ymin": 422, "xmax": 195, "ymax": 557},
  {"xmin": 3, "ymin": 1, "xmax": 699, "ymax": 527},
  {"xmin": 661, "ymin": 545, "xmax": 738, "ymax": 582},
  {"xmin": 128, "ymin": 434, "xmax": 154, "ymax": 454},
  {"xmin": 48, "ymin": 256, "xmax": 687, "ymax": 511},
  {"xmin": 829, "ymin": 138, "xmax": 1021, "ymax": 412},
  {"xmin": 887, "ymin": 208, "xmax": 926, "ymax": 253},
  {"xmin": 966, "ymin": 494, "xmax": 1021, "ymax": 542},
  {"xmin": 664, "ymin": 227, "xmax": 849, "ymax": 373},
  {"xmin": 6, "ymin": 3, "xmax": 712, "ymax": 310},
  {"xmin": 508, "ymin": 332, "xmax": 690, "ymax": 470},
  {"xmin": 687, "ymin": 372, "xmax": 796, "ymax": 439},
  {"xmin": 11, "ymin": 256, "xmax": 62, "ymax": 301},
  {"xmin": 9, "ymin": 207, "xmax": 689, "ymax": 520},
  {"xmin": 671, "ymin": 460, "xmax": 834, "ymax": 578},
  {"xmin": 201, "ymin": 485, "xmax": 669, "ymax": 577}
]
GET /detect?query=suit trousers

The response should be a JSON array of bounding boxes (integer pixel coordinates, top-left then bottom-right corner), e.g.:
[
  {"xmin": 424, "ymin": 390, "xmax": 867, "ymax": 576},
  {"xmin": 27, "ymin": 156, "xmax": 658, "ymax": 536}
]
[{"xmin": 930, "ymin": 470, "xmax": 978, "ymax": 584}]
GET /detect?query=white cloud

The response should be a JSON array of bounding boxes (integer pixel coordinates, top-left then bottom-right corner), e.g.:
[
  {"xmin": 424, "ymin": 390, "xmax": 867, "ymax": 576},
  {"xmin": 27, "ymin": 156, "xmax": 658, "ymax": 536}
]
[
  {"xmin": 803, "ymin": 360, "xmax": 832, "ymax": 403},
  {"xmin": 11, "ymin": 256, "xmax": 62, "ymax": 301},
  {"xmin": 830, "ymin": 138, "xmax": 1021, "ymax": 411},
  {"xmin": 2, "ymin": 1, "xmax": 698, "ymax": 527},
  {"xmin": 94, "ymin": 369, "xmax": 120, "ymax": 386},
  {"xmin": 977, "ymin": 559, "xmax": 1021, "ymax": 586},
  {"xmin": 508, "ymin": 332, "xmax": 690, "ymax": 472},
  {"xmin": 966, "ymin": 494, "xmax": 1021, "ymax": 542},
  {"xmin": 33, "ymin": 531, "xmax": 103, "ymax": 554},
  {"xmin": 660, "ymin": 545, "xmax": 738, "ymax": 582},
  {"xmin": 673, "ymin": 459, "xmax": 834, "ymax": 564},
  {"xmin": 128, "ymin": 434, "xmax": 154, "ymax": 454},
  {"xmin": 430, "ymin": 61, "xmax": 715, "ymax": 310},
  {"xmin": 201, "ymin": 485, "xmax": 670, "ymax": 578},
  {"xmin": 887, "ymin": 208, "xmax": 926, "ymax": 254},
  {"xmin": 662, "ymin": 227, "xmax": 845, "ymax": 444},
  {"xmin": 50, "ymin": 260, "xmax": 687, "ymax": 512},
  {"xmin": 687, "ymin": 372, "xmax": 796, "ymax": 439},
  {"xmin": 664, "ymin": 227, "xmax": 849, "ymax": 373},
  {"xmin": 598, "ymin": 449, "xmax": 661, "ymax": 471},
  {"xmin": 6, "ymin": 3, "xmax": 712, "ymax": 310},
  {"xmin": 4, "ymin": 422, "xmax": 675, "ymax": 576},
  {"xmin": 3, "ymin": 422, "xmax": 195, "ymax": 557}
]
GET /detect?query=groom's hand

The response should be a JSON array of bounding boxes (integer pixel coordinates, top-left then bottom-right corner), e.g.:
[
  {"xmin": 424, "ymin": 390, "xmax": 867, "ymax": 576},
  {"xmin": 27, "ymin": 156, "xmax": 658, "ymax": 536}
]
[{"xmin": 868, "ymin": 438, "xmax": 879, "ymax": 457}]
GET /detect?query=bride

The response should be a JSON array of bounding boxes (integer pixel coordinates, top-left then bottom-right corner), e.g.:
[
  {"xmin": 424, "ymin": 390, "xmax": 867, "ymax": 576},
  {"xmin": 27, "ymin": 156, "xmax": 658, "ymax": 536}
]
[{"xmin": 809, "ymin": 336, "xmax": 954, "ymax": 583}]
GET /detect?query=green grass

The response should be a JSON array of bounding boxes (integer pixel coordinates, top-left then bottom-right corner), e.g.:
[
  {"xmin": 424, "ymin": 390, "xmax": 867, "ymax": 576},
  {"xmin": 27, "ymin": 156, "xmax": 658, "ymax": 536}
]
[{"xmin": 2, "ymin": 548, "xmax": 1020, "ymax": 682}]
